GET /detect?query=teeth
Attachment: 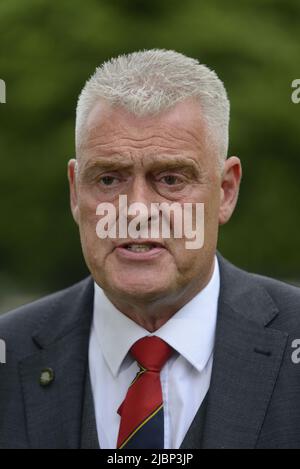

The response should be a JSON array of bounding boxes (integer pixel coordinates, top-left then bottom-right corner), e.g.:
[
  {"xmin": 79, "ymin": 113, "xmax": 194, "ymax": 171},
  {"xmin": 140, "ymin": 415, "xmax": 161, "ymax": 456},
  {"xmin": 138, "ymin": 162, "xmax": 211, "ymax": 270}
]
[{"xmin": 126, "ymin": 244, "xmax": 153, "ymax": 252}]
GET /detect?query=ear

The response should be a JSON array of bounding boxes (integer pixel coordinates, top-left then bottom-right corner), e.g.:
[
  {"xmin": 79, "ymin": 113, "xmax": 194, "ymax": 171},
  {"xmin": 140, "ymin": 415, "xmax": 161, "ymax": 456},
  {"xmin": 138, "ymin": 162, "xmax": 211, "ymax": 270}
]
[
  {"xmin": 68, "ymin": 159, "xmax": 79, "ymax": 224},
  {"xmin": 219, "ymin": 156, "xmax": 242, "ymax": 225}
]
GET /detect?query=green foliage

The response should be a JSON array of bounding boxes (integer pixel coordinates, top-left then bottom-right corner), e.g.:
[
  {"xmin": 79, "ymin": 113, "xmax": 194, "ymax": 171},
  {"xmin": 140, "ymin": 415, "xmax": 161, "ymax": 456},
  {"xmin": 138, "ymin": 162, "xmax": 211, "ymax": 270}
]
[{"xmin": 0, "ymin": 0, "xmax": 300, "ymax": 293}]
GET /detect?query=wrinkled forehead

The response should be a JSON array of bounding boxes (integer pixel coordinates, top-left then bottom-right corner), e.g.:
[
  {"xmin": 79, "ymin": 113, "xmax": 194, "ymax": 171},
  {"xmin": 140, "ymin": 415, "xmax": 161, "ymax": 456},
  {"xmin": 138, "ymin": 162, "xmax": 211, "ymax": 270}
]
[{"xmin": 77, "ymin": 97, "xmax": 211, "ymax": 162}]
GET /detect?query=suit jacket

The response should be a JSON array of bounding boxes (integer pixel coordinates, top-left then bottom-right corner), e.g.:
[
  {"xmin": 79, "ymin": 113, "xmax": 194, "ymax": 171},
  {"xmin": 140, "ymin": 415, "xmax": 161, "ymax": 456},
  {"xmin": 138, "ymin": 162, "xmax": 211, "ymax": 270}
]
[{"xmin": 0, "ymin": 253, "xmax": 300, "ymax": 449}]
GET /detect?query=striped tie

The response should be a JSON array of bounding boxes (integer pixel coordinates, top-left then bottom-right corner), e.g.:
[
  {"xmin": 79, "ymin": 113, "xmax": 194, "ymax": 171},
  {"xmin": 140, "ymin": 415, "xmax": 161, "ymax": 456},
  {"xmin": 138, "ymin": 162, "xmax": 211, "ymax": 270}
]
[{"xmin": 117, "ymin": 336, "xmax": 173, "ymax": 449}]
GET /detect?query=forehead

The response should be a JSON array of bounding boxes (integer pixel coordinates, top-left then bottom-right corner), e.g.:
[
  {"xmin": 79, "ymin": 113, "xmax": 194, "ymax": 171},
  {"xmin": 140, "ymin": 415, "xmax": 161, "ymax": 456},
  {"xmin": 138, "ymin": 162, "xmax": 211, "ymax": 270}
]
[{"xmin": 79, "ymin": 98, "xmax": 209, "ymax": 161}]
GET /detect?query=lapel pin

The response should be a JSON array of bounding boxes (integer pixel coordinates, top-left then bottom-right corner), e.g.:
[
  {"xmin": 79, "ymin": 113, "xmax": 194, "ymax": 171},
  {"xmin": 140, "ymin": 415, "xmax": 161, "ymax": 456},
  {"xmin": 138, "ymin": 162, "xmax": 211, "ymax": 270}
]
[{"xmin": 40, "ymin": 368, "xmax": 55, "ymax": 387}]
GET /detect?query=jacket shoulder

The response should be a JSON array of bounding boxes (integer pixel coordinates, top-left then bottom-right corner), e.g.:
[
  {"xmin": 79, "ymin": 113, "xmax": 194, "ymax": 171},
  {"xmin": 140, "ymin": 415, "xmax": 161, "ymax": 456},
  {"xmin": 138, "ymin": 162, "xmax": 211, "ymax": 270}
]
[
  {"xmin": 0, "ymin": 277, "xmax": 92, "ymax": 358},
  {"xmin": 251, "ymin": 271, "xmax": 300, "ymax": 329},
  {"xmin": 218, "ymin": 253, "xmax": 300, "ymax": 330}
]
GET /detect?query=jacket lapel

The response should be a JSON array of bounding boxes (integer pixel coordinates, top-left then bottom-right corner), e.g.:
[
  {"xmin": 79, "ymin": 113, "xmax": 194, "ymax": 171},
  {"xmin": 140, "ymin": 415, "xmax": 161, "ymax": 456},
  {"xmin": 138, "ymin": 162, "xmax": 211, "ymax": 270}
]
[
  {"xmin": 80, "ymin": 369, "xmax": 100, "ymax": 449},
  {"xmin": 19, "ymin": 277, "xmax": 94, "ymax": 449},
  {"xmin": 202, "ymin": 254, "xmax": 288, "ymax": 449}
]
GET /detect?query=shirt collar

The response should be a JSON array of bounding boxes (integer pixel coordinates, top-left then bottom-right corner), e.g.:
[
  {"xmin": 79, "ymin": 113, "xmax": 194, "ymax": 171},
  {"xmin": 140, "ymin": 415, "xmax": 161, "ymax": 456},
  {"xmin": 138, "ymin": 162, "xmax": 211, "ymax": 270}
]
[{"xmin": 93, "ymin": 255, "xmax": 220, "ymax": 377}]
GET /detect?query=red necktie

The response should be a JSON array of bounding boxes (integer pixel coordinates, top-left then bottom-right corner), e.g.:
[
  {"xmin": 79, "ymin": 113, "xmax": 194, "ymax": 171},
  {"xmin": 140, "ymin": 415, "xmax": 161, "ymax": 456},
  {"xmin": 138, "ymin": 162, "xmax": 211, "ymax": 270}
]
[{"xmin": 117, "ymin": 336, "xmax": 173, "ymax": 449}]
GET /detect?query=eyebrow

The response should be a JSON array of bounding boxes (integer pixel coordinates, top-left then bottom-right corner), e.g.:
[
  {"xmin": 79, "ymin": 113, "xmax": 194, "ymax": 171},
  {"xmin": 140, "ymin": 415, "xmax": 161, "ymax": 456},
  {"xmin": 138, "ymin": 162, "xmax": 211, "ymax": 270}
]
[
  {"xmin": 147, "ymin": 157, "xmax": 200, "ymax": 174},
  {"xmin": 82, "ymin": 158, "xmax": 131, "ymax": 173},
  {"xmin": 80, "ymin": 155, "xmax": 200, "ymax": 175}
]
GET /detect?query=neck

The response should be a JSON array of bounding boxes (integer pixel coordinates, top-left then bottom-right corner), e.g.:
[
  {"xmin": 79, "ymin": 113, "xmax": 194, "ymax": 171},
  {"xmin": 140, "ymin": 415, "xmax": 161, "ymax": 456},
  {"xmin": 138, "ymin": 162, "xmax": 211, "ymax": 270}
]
[{"xmin": 104, "ymin": 260, "xmax": 215, "ymax": 332}]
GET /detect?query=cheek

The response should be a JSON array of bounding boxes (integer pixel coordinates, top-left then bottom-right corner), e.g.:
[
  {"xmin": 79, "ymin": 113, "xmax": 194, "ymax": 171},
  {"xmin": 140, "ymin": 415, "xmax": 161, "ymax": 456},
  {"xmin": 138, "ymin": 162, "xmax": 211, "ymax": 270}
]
[
  {"xmin": 169, "ymin": 247, "xmax": 205, "ymax": 286},
  {"xmin": 76, "ymin": 200, "xmax": 110, "ymax": 260},
  {"xmin": 168, "ymin": 241, "xmax": 198, "ymax": 268},
  {"xmin": 77, "ymin": 190, "xmax": 100, "ymax": 228},
  {"xmin": 80, "ymin": 231, "xmax": 112, "ymax": 274},
  {"xmin": 203, "ymin": 187, "xmax": 221, "ymax": 225}
]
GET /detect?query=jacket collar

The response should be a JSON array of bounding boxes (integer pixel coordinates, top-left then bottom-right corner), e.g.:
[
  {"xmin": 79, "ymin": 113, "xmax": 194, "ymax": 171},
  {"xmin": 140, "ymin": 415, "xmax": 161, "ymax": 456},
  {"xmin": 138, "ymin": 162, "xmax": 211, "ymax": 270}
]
[{"xmin": 32, "ymin": 277, "xmax": 94, "ymax": 349}]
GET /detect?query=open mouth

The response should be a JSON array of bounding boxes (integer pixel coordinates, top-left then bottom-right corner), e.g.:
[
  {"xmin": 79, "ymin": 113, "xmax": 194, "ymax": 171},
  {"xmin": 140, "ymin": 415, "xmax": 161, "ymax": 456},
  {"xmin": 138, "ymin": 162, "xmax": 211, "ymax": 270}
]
[{"xmin": 120, "ymin": 243, "xmax": 164, "ymax": 253}]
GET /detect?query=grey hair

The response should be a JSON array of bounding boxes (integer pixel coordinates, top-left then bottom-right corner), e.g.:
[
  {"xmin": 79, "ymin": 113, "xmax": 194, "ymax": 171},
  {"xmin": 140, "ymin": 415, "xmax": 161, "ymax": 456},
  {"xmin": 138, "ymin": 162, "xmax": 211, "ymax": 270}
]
[{"xmin": 76, "ymin": 49, "xmax": 230, "ymax": 165}]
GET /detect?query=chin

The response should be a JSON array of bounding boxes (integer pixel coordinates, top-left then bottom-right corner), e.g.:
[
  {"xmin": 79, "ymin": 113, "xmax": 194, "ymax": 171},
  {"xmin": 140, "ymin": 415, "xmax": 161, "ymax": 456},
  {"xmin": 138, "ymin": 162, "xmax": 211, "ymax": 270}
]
[{"xmin": 110, "ymin": 277, "xmax": 171, "ymax": 301}]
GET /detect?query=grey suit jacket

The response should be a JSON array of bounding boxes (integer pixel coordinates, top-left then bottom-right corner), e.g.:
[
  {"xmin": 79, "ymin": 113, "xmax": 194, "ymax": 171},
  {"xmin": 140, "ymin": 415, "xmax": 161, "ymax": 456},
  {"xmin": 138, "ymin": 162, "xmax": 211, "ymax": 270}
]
[{"xmin": 0, "ymin": 253, "xmax": 300, "ymax": 449}]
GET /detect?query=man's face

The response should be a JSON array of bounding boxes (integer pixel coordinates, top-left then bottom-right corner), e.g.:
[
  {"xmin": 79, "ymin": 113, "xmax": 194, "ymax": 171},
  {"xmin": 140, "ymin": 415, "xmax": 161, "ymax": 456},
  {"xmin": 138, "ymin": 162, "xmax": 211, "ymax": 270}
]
[{"xmin": 68, "ymin": 98, "xmax": 241, "ymax": 305}]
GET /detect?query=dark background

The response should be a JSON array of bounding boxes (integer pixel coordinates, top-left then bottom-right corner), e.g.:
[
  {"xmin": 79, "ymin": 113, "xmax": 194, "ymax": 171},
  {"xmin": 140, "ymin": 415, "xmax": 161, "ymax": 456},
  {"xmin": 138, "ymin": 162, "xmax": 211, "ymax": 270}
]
[{"xmin": 0, "ymin": 0, "xmax": 299, "ymax": 312}]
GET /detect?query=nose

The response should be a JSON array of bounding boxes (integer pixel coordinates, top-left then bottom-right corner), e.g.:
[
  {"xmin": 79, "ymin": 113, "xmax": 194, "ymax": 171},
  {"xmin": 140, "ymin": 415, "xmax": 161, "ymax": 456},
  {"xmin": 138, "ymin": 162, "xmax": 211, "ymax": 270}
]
[
  {"xmin": 125, "ymin": 175, "xmax": 157, "ymax": 231},
  {"xmin": 126, "ymin": 175, "xmax": 154, "ymax": 206}
]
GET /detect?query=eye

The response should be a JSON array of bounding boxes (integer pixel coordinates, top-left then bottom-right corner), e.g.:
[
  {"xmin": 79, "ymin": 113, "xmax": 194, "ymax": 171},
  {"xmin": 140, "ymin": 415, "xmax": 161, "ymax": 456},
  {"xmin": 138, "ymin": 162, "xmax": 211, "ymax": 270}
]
[
  {"xmin": 160, "ymin": 175, "xmax": 183, "ymax": 186},
  {"xmin": 99, "ymin": 175, "xmax": 119, "ymax": 186}
]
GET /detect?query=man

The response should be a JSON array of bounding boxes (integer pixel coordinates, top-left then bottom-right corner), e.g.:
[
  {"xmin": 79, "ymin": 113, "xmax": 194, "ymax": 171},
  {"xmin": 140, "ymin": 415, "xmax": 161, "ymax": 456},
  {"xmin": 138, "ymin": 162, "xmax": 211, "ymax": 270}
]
[{"xmin": 0, "ymin": 49, "xmax": 299, "ymax": 449}]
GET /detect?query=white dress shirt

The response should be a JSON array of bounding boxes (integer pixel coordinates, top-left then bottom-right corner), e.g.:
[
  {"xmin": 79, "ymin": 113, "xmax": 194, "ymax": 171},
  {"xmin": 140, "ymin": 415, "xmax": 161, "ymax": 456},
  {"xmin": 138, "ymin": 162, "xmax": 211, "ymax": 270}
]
[{"xmin": 89, "ymin": 255, "xmax": 220, "ymax": 449}]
